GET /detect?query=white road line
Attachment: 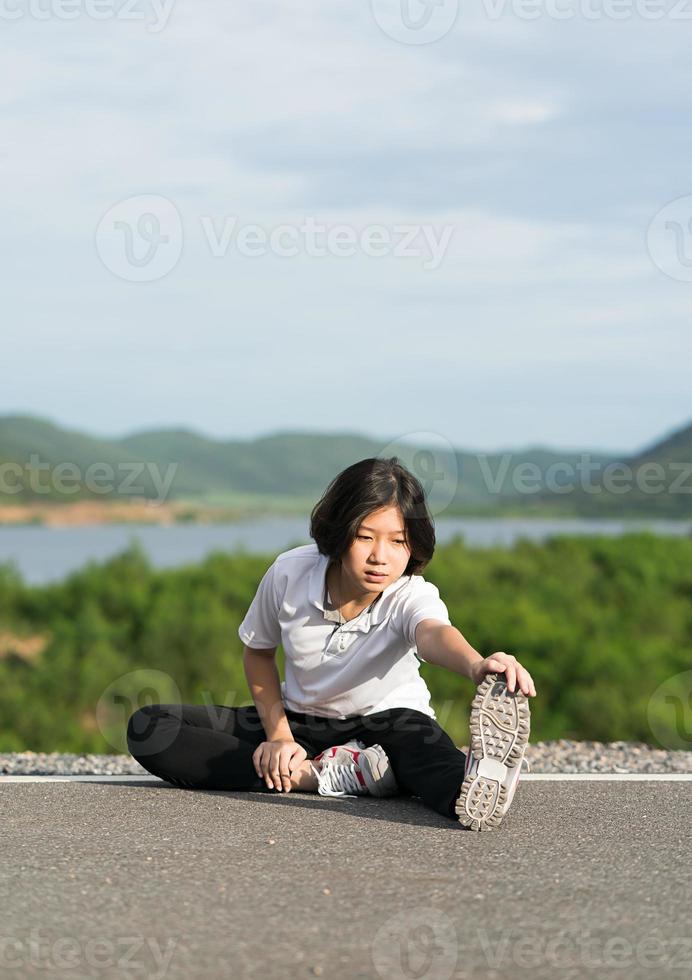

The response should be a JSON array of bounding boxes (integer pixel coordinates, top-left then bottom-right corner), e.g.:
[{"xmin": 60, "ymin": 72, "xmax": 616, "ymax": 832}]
[
  {"xmin": 0, "ymin": 773, "xmax": 690, "ymax": 783},
  {"xmin": 0, "ymin": 775, "xmax": 164, "ymax": 783},
  {"xmin": 522, "ymin": 773, "xmax": 692, "ymax": 781}
]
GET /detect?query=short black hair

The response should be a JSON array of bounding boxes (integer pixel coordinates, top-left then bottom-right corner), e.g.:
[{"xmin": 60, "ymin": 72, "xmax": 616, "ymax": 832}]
[{"xmin": 309, "ymin": 456, "xmax": 436, "ymax": 576}]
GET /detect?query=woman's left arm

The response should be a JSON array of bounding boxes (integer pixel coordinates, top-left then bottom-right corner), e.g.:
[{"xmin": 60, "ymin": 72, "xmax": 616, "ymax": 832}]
[{"xmin": 415, "ymin": 620, "xmax": 537, "ymax": 697}]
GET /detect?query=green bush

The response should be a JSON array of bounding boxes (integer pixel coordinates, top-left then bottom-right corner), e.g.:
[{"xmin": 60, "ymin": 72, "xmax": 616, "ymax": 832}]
[{"xmin": 0, "ymin": 532, "xmax": 690, "ymax": 752}]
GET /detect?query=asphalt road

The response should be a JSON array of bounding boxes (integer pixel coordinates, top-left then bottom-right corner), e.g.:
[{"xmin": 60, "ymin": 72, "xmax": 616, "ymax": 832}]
[{"xmin": 1, "ymin": 778, "xmax": 691, "ymax": 979}]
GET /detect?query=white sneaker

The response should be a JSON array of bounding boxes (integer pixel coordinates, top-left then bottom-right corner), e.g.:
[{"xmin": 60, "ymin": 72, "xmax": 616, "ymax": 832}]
[
  {"xmin": 310, "ymin": 739, "xmax": 398, "ymax": 798},
  {"xmin": 455, "ymin": 672, "xmax": 531, "ymax": 831}
]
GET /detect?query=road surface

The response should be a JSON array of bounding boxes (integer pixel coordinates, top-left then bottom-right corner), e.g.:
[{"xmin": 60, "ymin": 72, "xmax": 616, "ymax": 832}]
[{"xmin": 1, "ymin": 775, "xmax": 690, "ymax": 979}]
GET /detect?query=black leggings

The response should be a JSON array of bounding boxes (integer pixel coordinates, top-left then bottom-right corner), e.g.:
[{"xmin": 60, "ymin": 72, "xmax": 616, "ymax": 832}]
[{"xmin": 126, "ymin": 702, "xmax": 468, "ymax": 821}]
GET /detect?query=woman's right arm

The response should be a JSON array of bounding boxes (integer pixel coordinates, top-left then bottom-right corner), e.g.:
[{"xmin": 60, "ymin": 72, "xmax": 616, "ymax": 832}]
[
  {"xmin": 242, "ymin": 647, "xmax": 307, "ymax": 792},
  {"xmin": 242, "ymin": 646, "xmax": 293, "ymax": 741}
]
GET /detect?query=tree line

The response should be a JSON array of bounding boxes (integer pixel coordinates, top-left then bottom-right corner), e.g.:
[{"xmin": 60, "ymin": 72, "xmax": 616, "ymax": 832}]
[{"xmin": 0, "ymin": 532, "xmax": 690, "ymax": 753}]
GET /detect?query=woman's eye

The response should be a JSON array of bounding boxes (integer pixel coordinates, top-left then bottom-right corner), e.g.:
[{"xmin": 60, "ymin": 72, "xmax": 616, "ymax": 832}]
[{"xmin": 357, "ymin": 534, "xmax": 406, "ymax": 544}]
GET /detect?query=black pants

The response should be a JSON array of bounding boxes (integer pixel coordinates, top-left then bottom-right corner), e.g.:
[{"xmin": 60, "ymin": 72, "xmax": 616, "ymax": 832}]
[{"xmin": 126, "ymin": 703, "xmax": 468, "ymax": 821}]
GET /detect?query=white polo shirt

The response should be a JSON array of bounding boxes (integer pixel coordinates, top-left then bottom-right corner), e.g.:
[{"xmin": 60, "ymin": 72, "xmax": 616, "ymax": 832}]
[{"xmin": 238, "ymin": 542, "xmax": 452, "ymax": 720}]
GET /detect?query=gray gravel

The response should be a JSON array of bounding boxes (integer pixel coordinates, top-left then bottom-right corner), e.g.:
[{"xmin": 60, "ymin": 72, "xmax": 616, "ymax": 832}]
[{"xmin": 1, "ymin": 740, "xmax": 690, "ymax": 775}]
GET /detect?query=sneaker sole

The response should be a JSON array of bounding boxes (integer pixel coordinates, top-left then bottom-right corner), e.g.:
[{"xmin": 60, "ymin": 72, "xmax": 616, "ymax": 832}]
[{"xmin": 454, "ymin": 672, "xmax": 531, "ymax": 831}]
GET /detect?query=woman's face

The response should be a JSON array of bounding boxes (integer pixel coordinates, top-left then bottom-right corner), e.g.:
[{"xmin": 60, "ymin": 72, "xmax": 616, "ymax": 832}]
[{"xmin": 340, "ymin": 505, "xmax": 411, "ymax": 594}]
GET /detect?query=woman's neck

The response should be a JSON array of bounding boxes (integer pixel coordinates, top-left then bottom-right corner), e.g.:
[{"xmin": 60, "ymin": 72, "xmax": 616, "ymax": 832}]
[{"xmin": 326, "ymin": 561, "xmax": 379, "ymax": 620}]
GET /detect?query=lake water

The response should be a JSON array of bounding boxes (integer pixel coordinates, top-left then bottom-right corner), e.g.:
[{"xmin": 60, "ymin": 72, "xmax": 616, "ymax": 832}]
[{"xmin": 0, "ymin": 515, "xmax": 690, "ymax": 585}]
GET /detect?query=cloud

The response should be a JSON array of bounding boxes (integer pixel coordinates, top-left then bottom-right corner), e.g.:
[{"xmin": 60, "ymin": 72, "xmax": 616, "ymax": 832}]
[{"xmin": 1, "ymin": 1, "xmax": 691, "ymax": 451}]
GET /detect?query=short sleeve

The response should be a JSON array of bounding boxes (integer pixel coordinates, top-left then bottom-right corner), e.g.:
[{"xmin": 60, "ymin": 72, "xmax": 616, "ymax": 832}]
[
  {"xmin": 238, "ymin": 561, "xmax": 282, "ymax": 649},
  {"xmin": 397, "ymin": 580, "xmax": 451, "ymax": 656}
]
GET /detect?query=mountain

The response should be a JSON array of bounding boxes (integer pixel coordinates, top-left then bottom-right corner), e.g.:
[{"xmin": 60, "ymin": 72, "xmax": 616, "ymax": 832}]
[
  {"xmin": 0, "ymin": 413, "xmax": 689, "ymax": 517},
  {"xmin": 518, "ymin": 418, "xmax": 692, "ymax": 518},
  {"xmin": 629, "ymin": 419, "xmax": 692, "ymax": 467}
]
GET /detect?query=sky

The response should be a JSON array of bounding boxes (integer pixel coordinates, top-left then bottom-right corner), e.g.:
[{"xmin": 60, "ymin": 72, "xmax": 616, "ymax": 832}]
[{"xmin": 3, "ymin": 0, "xmax": 692, "ymax": 456}]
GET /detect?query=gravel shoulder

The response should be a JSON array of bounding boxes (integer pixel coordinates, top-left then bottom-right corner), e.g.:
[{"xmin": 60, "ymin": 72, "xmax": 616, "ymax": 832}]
[{"xmin": 1, "ymin": 740, "xmax": 690, "ymax": 775}]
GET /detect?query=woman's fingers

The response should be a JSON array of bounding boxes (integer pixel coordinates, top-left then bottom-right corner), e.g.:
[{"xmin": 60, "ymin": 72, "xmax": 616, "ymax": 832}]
[
  {"xmin": 251, "ymin": 743, "xmax": 263, "ymax": 779},
  {"xmin": 268, "ymin": 746, "xmax": 294, "ymax": 793},
  {"xmin": 253, "ymin": 742, "xmax": 305, "ymax": 793},
  {"xmin": 279, "ymin": 747, "xmax": 294, "ymax": 793},
  {"xmin": 258, "ymin": 745, "xmax": 279, "ymax": 791},
  {"xmin": 488, "ymin": 652, "xmax": 519, "ymax": 694},
  {"xmin": 288, "ymin": 745, "xmax": 307, "ymax": 775},
  {"xmin": 253, "ymin": 744, "xmax": 275, "ymax": 789},
  {"xmin": 491, "ymin": 653, "xmax": 537, "ymax": 697},
  {"xmin": 269, "ymin": 753, "xmax": 283, "ymax": 792},
  {"xmin": 516, "ymin": 665, "xmax": 537, "ymax": 697}
]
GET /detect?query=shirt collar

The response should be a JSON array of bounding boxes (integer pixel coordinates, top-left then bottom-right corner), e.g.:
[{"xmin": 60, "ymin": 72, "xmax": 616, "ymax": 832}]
[{"xmin": 307, "ymin": 549, "xmax": 409, "ymax": 632}]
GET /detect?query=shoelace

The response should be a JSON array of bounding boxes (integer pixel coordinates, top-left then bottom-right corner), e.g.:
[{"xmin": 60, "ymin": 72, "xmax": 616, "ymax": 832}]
[{"xmin": 310, "ymin": 760, "xmax": 364, "ymax": 798}]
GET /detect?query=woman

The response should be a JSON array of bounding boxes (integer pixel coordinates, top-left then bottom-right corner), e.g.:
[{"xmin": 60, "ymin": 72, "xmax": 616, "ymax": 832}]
[{"xmin": 127, "ymin": 456, "xmax": 535, "ymax": 831}]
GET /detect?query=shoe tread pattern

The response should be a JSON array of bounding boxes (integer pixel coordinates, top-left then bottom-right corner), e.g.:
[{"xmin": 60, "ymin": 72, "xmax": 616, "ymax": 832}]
[{"xmin": 455, "ymin": 672, "xmax": 530, "ymax": 831}]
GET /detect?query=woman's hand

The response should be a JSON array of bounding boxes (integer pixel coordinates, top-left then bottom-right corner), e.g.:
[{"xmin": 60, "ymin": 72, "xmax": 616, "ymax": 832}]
[
  {"xmin": 252, "ymin": 739, "xmax": 307, "ymax": 793},
  {"xmin": 471, "ymin": 652, "xmax": 537, "ymax": 697}
]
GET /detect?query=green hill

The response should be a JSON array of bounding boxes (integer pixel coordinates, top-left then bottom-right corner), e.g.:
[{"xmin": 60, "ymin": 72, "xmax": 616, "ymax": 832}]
[
  {"xmin": 522, "ymin": 418, "xmax": 692, "ymax": 518},
  {"xmin": 0, "ymin": 413, "xmax": 689, "ymax": 517}
]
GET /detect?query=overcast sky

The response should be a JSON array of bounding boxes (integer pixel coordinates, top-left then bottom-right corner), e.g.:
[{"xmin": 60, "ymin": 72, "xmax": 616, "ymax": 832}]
[{"xmin": 3, "ymin": 1, "xmax": 691, "ymax": 455}]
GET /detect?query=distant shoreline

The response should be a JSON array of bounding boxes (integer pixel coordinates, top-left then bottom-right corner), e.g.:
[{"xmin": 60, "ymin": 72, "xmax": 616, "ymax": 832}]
[
  {"xmin": 0, "ymin": 499, "xmax": 300, "ymax": 527},
  {"xmin": 0, "ymin": 498, "xmax": 690, "ymax": 527}
]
